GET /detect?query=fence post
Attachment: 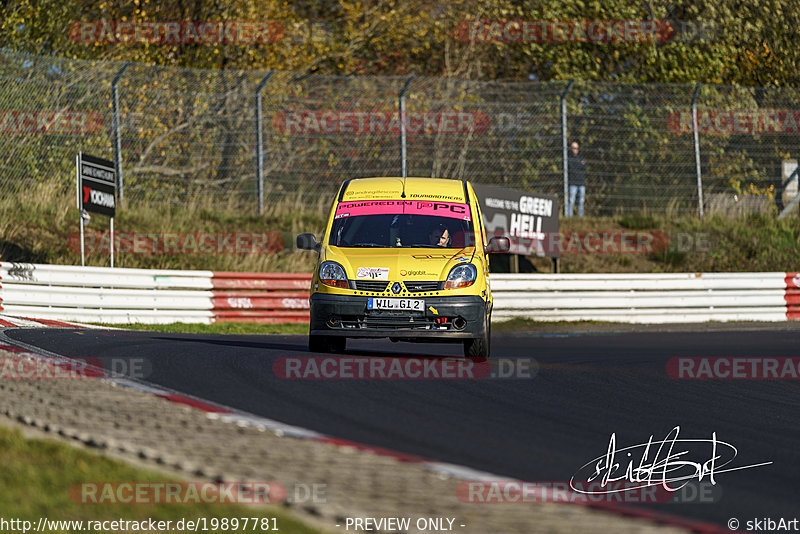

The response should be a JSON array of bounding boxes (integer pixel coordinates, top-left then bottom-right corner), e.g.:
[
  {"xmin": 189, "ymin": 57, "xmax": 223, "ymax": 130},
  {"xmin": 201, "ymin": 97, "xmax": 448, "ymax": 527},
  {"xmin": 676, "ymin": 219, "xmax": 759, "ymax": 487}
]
[
  {"xmin": 254, "ymin": 70, "xmax": 274, "ymax": 215},
  {"xmin": 111, "ymin": 62, "xmax": 131, "ymax": 208},
  {"xmin": 692, "ymin": 82, "xmax": 704, "ymax": 218},
  {"xmin": 398, "ymin": 76, "xmax": 415, "ymax": 178},
  {"xmin": 561, "ymin": 80, "xmax": 574, "ymax": 217}
]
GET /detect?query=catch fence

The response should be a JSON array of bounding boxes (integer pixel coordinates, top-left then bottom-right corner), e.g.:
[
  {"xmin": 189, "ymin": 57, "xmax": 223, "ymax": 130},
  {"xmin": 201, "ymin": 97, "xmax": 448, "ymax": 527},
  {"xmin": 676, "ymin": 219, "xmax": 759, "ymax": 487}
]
[{"xmin": 1, "ymin": 48, "xmax": 798, "ymax": 217}]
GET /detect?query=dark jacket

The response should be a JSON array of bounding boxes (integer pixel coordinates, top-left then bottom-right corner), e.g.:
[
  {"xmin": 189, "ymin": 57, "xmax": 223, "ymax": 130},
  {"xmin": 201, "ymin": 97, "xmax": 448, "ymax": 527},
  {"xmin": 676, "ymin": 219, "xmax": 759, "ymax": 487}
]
[{"xmin": 567, "ymin": 153, "xmax": 586, "ymax": 186}]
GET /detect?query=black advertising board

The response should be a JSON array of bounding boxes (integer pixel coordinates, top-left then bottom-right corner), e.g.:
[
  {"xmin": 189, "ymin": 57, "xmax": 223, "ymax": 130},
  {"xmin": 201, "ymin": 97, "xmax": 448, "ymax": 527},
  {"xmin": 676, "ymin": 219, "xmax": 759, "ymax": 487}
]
[
  {"xmin": 79, "ymin": 153, "xmax": 116, "ymax": 217},
  {"xmin": 472, "ymin": 183, "xmax": 560, "ymax": 257}
]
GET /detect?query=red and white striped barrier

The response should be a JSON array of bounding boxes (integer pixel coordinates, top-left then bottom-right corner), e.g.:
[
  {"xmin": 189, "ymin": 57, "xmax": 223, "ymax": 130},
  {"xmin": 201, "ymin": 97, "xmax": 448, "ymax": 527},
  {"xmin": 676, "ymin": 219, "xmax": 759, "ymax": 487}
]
[
  {"xmin": 1, "ymin": 263, "xmax": 798, "ymax": 325},
  {"xmin": 0, "ymin": 262, "xmax": 310, "ymax": 324},
  {"xmin": 208, "ymin": 272, "xmax": 310, "ymax": 323},
  {"xmin": 787, "ymin": 272, "xmax": 800, "ymax": 320}
]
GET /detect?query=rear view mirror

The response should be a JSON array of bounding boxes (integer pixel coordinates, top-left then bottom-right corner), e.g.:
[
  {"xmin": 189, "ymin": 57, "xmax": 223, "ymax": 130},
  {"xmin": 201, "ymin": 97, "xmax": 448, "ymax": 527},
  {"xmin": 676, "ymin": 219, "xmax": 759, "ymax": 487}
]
[
  {"xmin": 485, "ymin": 236, "xmax": 511, "ymax": 254},
  {"xmin": 296, "ymin": 233, "xmax": 320, "ymax": 251}
]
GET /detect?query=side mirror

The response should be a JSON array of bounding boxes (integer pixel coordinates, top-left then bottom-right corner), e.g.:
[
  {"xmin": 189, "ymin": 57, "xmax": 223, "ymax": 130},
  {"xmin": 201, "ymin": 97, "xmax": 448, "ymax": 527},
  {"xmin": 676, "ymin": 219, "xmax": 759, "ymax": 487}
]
[
  {"xmin": 485, "ymin": 236, "xmax": 511, "ymax": 254},
  {"xmin": 296, "ymin": 233, "xmax": 320, "ymax": 251}
]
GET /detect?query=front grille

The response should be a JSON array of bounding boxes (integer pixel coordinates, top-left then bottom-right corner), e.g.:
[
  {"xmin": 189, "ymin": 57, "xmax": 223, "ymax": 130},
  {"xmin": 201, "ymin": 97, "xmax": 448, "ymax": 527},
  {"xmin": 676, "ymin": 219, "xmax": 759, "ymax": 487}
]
[
  {"xmin": 334, "ymin": 313, "xmax": 455, "ymax": 331},
  {"xmin": 404, "ymin": 281, "xmax": 441, "ymax": 292},
  {"xmin": 364, "ymin": 315, "xmax": 431, "ymax": 330},
  {"xmin": 353, "ymin": 280, "xmax": 389, "ymax": 292}
]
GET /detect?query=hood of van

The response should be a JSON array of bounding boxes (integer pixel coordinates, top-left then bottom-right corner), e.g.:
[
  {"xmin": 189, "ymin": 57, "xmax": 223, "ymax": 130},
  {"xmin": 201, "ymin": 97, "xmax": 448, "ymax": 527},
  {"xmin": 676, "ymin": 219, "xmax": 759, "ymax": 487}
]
[{"xmin": 324, "ymin": 246, "xmax": 476, "ymax": 281}]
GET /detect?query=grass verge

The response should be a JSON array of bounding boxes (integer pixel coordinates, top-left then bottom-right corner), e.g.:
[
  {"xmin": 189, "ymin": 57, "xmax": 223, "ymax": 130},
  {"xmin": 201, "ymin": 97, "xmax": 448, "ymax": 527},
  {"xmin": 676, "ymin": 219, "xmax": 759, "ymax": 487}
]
[
  {"xmin": 0, "ymin": 425, "xmax": 320, "ymax": 532},
  {"xmin": 491, "ymin": 318, "xmax": 608, "ymax": 331},
  {"xmin": 92, "ymin": 322, "xmax": 308, "ymax": 335}
]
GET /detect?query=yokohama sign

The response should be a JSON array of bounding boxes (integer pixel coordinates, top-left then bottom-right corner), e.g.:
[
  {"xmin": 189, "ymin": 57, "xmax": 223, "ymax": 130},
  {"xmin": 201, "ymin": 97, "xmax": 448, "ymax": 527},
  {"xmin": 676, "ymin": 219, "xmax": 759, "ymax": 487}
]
[{"xmin": 79, "ymin": 153, "xmax": 116, "ymax": 217}]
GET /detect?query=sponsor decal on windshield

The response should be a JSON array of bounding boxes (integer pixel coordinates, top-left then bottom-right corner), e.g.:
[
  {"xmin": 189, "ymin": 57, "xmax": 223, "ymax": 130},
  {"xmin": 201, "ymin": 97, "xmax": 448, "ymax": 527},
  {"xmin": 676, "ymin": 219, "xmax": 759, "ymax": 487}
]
[{"xmin": 335, "ymin": 200, "xmax": 471, "ymax": 220}]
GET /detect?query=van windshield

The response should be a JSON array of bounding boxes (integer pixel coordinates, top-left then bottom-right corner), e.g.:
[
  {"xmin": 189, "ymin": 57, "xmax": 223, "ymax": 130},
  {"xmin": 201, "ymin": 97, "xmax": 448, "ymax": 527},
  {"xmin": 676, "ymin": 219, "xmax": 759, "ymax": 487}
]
[{"xmin": 329, "ymin": 200, "xmax": 475, "ymax": 249}]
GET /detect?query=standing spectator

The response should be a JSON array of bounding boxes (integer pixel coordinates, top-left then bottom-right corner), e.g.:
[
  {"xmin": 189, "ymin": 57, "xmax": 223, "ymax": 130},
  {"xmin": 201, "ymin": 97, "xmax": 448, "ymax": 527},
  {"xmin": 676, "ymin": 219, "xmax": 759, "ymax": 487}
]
[{"xmin": 567, "ymin": 140, "xmax": 586, "ymax": 217}]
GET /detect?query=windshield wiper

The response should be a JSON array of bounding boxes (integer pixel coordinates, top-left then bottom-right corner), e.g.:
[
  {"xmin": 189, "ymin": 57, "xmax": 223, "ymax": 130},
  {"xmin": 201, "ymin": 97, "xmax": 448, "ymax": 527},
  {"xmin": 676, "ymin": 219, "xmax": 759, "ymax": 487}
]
[
  {"xmin": 349, "ymin": 242, "xmax": 386, "ymax": 247},
  {"xmin": 405, "ymin": 244, "xmax": 445, "ymax": 248}
]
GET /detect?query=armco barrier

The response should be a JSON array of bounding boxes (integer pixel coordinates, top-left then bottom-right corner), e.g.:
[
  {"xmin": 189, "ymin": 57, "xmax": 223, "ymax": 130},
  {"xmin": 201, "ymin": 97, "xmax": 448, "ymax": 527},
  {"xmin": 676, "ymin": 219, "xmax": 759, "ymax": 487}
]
[
  {"xmin": 491, "ymin": 272, "xmax": 800, "ymax": 323},
  {"xmin": 0, "ymin": 262, "xmax": 310, "ymax": 324},
  {"xmin": 0, "ymin": 263, "xmax": 798, "ymax": 325}
]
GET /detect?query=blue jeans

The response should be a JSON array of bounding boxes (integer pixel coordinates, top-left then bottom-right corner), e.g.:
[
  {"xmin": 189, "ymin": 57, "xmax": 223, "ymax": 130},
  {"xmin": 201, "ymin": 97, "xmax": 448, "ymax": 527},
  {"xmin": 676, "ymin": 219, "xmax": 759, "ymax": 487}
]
[{"xmin": 568, "ymin": 185, "xmax": 585, "ymax": 217}]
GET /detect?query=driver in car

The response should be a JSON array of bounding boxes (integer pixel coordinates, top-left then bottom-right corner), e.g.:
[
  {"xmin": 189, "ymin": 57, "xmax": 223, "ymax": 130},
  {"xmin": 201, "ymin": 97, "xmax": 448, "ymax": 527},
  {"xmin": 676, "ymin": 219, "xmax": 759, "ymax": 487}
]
[{"xmin": 428, "ymin": 224, "xmax": 450, "ymax": 247}]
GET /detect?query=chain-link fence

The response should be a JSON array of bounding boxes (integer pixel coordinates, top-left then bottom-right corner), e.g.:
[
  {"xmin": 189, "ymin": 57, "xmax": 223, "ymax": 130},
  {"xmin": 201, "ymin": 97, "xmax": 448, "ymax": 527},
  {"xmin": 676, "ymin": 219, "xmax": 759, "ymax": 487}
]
[{"xmin": 1, "ymin": 48, "xmax": 798, "ymax": 217}]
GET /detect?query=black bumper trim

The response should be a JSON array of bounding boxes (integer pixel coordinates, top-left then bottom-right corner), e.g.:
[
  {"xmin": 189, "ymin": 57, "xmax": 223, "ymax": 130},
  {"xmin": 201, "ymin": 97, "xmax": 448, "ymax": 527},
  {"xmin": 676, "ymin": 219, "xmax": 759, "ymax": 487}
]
[{"xmin": 309, "ymin": 293, "xmax": 487, "ymax": 339}]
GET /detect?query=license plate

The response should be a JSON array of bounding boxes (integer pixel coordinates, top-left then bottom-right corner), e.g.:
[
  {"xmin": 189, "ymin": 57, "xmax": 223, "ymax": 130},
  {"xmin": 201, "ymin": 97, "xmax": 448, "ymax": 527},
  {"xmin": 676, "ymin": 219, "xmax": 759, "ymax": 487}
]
[{"xmin": 367, "ymin": 298, "xmax": 424, "ymax": 311}]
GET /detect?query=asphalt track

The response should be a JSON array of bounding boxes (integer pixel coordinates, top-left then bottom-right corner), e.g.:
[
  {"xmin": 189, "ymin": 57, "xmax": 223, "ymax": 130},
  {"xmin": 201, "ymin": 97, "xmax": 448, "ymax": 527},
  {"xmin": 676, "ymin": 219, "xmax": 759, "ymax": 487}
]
[{"xmin": 7, "ymin": 326, "xmax": 800, "ymax": 529}]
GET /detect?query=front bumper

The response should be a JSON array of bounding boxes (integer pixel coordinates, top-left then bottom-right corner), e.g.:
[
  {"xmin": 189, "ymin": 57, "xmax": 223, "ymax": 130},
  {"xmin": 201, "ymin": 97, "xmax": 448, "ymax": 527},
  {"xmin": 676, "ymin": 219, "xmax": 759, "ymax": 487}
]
[{"xmin": 309, "ymin": 293, "xmax": 488, "ymax": 340}]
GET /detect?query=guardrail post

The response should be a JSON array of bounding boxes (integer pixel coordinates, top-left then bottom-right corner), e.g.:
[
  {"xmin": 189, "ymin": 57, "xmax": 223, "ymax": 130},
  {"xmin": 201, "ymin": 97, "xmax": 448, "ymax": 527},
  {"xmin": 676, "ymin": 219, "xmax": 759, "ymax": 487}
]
[
  {"xmin": 255, "ymin": 70, "xmax": 274, "ymax": 215},
  {"xmin": 778, "ymin": 166, "xmax": 800, "ymax": 218},
  {"xmin": 692, "ymin": 82, "xmax": 704, "ymax": 218},
  {"xmin": 560, "ymin": 80, "xmax": 574, "ymax": 217},
  {"xmin": 398, "ymin": 76, "xmax": 415, "ymax": 178},
  {"xmin": 112, "ymin": 62, "xmax": 131, "ymax": 208}
]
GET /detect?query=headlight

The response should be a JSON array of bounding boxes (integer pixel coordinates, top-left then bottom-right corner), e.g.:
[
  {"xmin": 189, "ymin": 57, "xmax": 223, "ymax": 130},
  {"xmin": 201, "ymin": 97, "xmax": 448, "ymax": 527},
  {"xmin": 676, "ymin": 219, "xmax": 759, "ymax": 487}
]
[
  {"xmin": 445, "ymin": 263, "xmax": 477, "ymax": 289},
  {"xmin": 320, "ymin": 261, "xmax": 349, "ymax": 288}
]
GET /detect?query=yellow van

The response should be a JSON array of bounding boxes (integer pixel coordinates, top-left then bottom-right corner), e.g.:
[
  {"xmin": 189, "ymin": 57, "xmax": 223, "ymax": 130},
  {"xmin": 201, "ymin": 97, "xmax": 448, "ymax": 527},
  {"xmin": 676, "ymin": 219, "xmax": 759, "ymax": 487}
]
[{"xmin": 297, "ymin": 177, "xmax": 509, "ymax": 358}]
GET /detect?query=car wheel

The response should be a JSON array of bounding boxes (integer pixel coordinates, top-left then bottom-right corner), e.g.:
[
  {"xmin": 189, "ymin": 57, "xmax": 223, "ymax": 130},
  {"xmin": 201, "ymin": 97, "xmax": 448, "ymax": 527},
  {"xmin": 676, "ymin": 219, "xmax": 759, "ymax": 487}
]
[
  {"xmin": 309, "ymin": 335, "xmax": 346, "ymax": 353},
  {"xmin": 463, "ymin": 316, "xmax": 490, "ymax": 359}
]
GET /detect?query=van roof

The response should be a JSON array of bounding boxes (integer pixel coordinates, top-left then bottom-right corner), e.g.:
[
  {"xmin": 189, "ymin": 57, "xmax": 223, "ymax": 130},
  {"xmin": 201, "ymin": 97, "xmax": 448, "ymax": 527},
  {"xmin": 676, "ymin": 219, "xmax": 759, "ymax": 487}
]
[{"xmin": 339, "ymin": 177, "xmax": 467, "ymax": 202}]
